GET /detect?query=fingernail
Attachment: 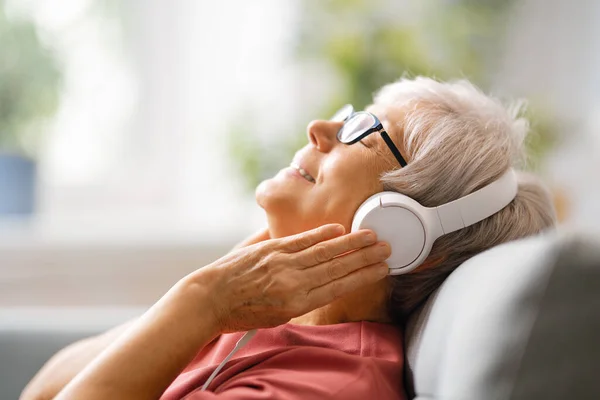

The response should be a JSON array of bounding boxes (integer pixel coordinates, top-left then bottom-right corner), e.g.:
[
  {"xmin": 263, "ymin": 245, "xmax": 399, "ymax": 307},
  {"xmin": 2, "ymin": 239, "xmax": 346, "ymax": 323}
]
[
  {"xmin": 377, "ymin": 243, "xmax": 391, "ymax": 257},
  {"xmin": 377, "ymin": 263, "xmax": 389, "ymax": 276},
  {"xmin": 334, "ymin": 225, "xmax": 345, "ymax": 235},
  {"xmin": 364, "ymin": 231, "xmax": 376, "ymax": 243}
]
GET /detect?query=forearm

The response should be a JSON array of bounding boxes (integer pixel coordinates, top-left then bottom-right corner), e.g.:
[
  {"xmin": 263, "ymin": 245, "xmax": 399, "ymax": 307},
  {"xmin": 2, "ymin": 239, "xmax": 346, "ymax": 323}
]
[
  {"xmin": 21, "ymin": 319, "xmax": 137, "ymax": 400},
  {"xmin": 55, "ymin": 275, "xmax": 220, "ymax": 400}
]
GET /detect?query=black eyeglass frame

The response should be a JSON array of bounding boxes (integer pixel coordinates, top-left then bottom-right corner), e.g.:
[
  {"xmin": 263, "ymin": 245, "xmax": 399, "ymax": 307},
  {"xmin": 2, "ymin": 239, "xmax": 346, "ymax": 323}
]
[{"xmin": 334, "ymin": 105, "xmax": 407, "ymax": 168}]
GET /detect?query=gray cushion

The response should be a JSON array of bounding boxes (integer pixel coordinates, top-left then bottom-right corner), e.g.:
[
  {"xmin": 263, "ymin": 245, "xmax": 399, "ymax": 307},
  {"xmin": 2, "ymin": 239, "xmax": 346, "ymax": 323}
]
[{"xmin": 405, "ymin": 232, "xmax": 600, "ymax": 400}]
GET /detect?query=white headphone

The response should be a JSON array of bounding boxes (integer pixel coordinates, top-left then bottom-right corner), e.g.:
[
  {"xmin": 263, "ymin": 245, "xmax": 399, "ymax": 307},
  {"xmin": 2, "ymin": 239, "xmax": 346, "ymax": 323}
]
[{"xmin": 351, "ymin": 169, "xmax": 518, "ymax": 275}]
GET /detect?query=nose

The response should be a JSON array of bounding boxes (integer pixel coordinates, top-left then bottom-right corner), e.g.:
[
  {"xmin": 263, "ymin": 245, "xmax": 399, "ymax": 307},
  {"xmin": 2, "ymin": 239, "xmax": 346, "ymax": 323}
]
[{"xmin": 306, "ymin": 120, "xmax": 343, "ymax": 152}]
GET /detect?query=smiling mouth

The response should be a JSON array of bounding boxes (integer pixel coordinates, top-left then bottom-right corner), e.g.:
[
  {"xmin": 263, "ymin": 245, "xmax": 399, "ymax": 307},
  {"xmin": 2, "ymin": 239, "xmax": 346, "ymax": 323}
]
[{"xmin": 290, "ymin": 162, "xmax": 315, "ymax": 183}]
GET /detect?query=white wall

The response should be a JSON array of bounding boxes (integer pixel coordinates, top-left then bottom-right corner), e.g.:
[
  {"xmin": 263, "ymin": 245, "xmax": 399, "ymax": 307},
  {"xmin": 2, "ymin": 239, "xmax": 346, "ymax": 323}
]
[
  {"xmin": 1, "ymin": 0, "xmax": 303, "ymax": 306},
  {"xmin": 11, "ymin": 0, "xmax": 304, "ymax": 241},
  {"xmin": 496, "ymin": 0, "xmax": 600, "ymax": 232}
]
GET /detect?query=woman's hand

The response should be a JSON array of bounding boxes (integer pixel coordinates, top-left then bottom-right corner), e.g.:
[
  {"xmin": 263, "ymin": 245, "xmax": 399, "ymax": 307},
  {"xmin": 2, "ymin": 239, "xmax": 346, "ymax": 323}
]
[{"xmin": 188, "ymin": 224, "xmax": 391, "ymax": 333}]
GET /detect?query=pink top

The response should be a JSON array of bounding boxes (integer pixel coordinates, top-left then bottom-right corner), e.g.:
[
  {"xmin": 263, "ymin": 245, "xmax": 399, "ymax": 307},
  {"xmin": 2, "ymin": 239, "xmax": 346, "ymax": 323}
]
[{"xmin": 161, "ymin": 321, "xmax": 406, "ymax": 400}]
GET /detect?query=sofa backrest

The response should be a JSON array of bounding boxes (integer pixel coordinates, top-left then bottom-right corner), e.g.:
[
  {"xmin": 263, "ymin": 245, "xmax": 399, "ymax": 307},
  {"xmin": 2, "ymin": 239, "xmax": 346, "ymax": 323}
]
[{"xmin": 404, "ymin": 232, "xmax": 600, "ymax": 400}]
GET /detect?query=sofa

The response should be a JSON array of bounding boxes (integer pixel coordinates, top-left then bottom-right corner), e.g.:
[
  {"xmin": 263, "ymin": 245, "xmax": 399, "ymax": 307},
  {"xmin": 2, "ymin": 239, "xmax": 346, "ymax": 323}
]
[
  {"xmin": 405, "ymin": 232, "xmax": 600, "ymax": 399},
  {"xmin": 1, "ymin": 231, "xmax": 599, "ymax": 399}
]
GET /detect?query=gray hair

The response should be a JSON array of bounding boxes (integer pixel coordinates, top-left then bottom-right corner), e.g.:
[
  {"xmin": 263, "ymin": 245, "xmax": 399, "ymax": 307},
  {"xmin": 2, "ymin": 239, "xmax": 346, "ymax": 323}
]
[{"xmin": 374, "ymin": 77, "xmax": 557, "ymax": 323}]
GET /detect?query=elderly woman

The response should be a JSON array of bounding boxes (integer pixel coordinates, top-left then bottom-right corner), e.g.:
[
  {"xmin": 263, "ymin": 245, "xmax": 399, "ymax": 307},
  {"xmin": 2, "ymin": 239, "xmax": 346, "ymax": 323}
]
[{"xmin": 22, "ymin": 77, "xmax": 555, "ymax": 400}]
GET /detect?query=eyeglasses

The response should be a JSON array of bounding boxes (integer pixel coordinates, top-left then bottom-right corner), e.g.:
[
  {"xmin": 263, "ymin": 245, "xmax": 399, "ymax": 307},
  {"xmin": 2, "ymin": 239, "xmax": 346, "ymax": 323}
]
[{"xmin": 331, "ymin": 104, "xmax": 407, "ymax": 168}]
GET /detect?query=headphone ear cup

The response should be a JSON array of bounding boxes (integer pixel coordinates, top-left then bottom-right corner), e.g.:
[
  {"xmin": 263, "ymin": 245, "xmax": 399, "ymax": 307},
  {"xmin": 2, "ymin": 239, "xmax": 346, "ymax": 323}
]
[{"xmin": 352, "ymin": 193, "xmax": 431, "ymax": 275}]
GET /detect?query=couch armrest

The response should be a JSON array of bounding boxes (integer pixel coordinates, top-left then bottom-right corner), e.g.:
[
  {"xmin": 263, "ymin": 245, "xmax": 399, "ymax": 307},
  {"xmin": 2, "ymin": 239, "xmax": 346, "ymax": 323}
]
[{"xmin": 0, "ymin": 307, "xmax": 144, "ymax": 400}]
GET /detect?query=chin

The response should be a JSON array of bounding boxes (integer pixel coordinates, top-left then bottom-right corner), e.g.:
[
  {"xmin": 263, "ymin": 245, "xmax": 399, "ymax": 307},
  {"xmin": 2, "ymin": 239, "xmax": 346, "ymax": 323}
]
[
  {"xmin": 256, "ymin": 179, "xmax": 316, "ymax": 238},
  {"xmin": 255, "ymin": 179, "xmax": 270, "ymax": 209},
  {"xmin": 256, "ymin": 178, "xmax": 286, "ymax": 210}
]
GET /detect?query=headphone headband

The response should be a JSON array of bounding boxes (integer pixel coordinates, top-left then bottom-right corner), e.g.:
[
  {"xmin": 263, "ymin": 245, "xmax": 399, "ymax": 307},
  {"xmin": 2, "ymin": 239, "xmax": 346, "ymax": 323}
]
[{"xmin": 433, "ymin": 169, "xmax": 518, "ymax": 235}]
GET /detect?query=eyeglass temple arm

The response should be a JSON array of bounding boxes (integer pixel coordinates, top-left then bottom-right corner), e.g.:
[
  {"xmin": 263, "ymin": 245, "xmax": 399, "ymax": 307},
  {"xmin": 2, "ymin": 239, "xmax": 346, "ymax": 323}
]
[{"xmin": 380, "ymin": 130, "xmax": 407, "ymax": 167}]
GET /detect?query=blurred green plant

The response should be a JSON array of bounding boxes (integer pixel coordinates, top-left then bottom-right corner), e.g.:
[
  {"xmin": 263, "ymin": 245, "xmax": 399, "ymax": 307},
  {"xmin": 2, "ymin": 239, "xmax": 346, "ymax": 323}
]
[
  {"xmin": 0, "ymin": 0, "xmax": 62, "ymax": 155},
  {"xmin": 230, "ymin": 0, "xmax": 556, "ymax": 191}
]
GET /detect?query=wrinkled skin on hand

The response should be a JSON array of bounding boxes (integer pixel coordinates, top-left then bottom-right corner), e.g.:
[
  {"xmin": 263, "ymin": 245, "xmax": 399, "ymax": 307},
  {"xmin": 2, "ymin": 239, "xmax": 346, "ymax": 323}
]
[{"xmin": 193, "ymin": 224, "xmax": 391, "ymax": 333}]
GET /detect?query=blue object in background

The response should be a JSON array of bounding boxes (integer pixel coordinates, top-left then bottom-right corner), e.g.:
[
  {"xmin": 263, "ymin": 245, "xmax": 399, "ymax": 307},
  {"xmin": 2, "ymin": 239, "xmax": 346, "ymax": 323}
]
[{"xmin": 0, "ymin": 153, "xmax": 37, "ymax": 215}]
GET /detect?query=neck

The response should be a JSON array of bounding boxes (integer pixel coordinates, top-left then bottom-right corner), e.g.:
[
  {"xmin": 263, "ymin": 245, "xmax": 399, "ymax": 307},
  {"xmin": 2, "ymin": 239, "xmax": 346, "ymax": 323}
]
[{"xmin": 289, "ymin": 281, "xmax": 393, "ymax": 326}]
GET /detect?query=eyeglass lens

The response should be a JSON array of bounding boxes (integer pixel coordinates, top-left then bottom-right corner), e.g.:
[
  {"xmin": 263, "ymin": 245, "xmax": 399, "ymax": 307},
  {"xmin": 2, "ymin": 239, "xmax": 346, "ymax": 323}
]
[{"xmin": 338, "ymin": 113, "xmax": 377, "ymax": 143}]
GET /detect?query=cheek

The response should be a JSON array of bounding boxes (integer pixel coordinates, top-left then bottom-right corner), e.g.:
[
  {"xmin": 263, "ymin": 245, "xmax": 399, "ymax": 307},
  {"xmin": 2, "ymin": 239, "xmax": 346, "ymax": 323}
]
[
  {"xmin": 319, "ymin": 168, "xmax": 383, "ymax": 223},
  {"xmin": 324, "ymin": 154, "xmax": 383, "ymax": 194}
]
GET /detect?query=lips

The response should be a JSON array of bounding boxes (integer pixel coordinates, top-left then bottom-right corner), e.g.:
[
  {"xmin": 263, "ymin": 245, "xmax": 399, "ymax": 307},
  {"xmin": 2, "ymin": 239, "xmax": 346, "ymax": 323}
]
[{"xmin": 290, "ymin": 162, "xmax": 315, "ymax": 183}]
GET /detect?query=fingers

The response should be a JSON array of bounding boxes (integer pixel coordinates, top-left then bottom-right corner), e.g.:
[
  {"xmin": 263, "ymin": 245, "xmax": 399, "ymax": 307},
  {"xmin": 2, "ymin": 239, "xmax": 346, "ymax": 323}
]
[
  {"xmin": 278, "ymin": 224, "xmax": 345, "ymax": 253},
  {"xmin": 293, "ymin": 229, "xmax": 378, "ymax": 267},
  {"xmin": 305, "ymin": 242, "xmax": 391, "ymax": 287},
  {"xmin": 305, "ymin": 262, "xmax": 389, "ymax": 310},
  {"xmin": 233, "ymin": 228, "xmax": 270, "ymax": 250}
]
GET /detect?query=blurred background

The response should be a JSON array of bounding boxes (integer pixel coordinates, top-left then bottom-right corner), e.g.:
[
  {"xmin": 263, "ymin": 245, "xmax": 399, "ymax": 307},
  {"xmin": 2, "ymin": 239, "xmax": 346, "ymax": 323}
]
[{"xmin": 0, "ymin": 0, "xmax": 599, "ymax": 395}]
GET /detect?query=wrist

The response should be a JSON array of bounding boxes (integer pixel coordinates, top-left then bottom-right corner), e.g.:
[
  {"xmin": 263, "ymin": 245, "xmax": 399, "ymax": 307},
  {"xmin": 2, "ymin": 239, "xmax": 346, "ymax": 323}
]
[{"xmin": 174, "ymin": 268, "xmax": 223, "ymax": 338}]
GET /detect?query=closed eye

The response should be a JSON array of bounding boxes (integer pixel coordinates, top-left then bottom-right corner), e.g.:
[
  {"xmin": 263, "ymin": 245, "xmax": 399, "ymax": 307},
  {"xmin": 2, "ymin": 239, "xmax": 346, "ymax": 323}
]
[{"xmin": 359, "ymin": 140, "xmax": 369, "ymax": 148}]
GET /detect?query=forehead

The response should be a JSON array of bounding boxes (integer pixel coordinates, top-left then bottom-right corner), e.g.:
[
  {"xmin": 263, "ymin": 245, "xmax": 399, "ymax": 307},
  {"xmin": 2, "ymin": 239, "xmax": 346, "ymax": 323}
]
[
  {"xmin": 365, "ymin": 103, "xmax": 403, "ymax": 124},
  {"xmin": 365, "ymin": 103, "xmax": 405, "ymax": 144}
]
